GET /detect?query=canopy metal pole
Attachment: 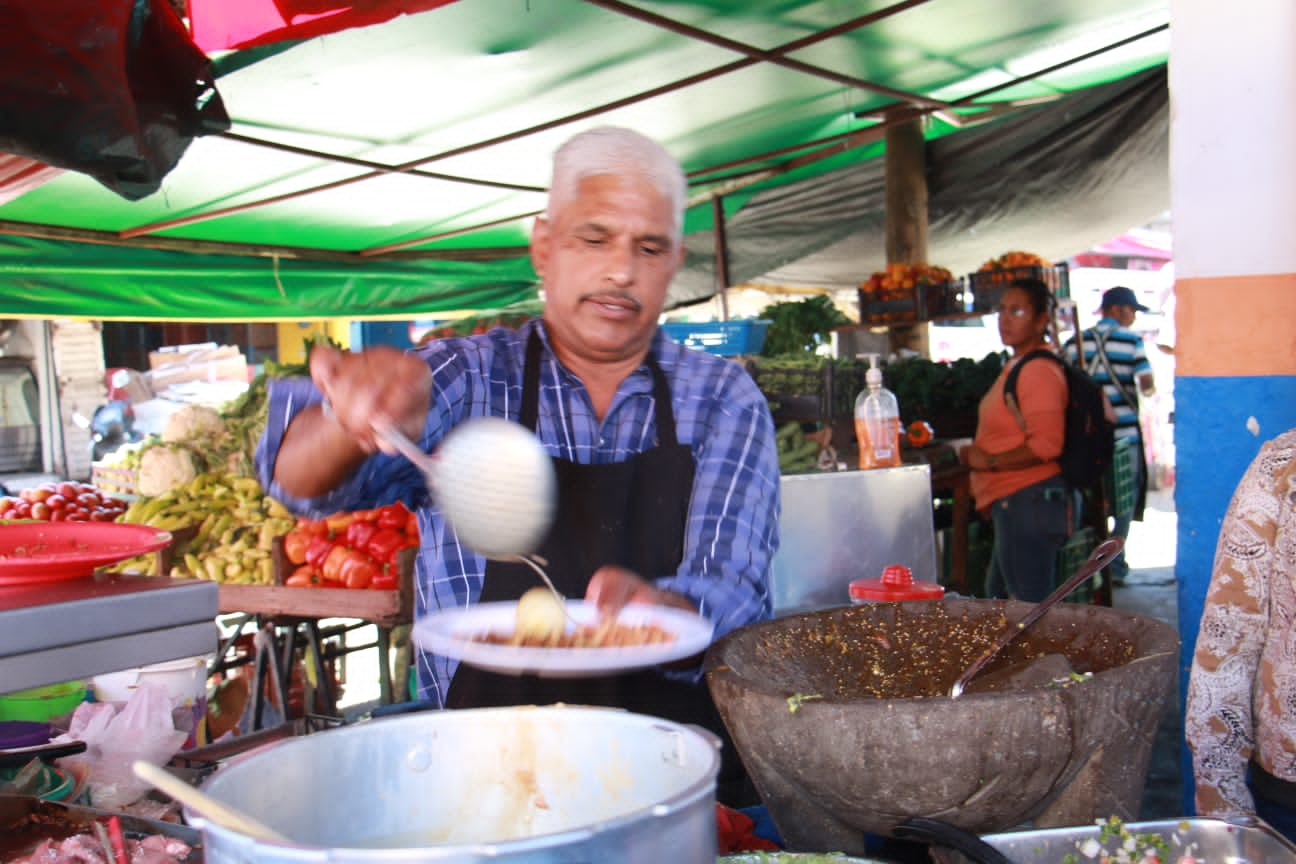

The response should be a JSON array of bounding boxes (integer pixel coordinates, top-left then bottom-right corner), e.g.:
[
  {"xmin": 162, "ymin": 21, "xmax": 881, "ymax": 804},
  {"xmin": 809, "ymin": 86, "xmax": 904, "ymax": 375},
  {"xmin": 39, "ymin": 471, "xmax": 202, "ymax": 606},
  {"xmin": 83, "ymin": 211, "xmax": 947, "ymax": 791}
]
[{"xmin": 711, "ymin": 196, "xmax": 731, "ymax": 322}]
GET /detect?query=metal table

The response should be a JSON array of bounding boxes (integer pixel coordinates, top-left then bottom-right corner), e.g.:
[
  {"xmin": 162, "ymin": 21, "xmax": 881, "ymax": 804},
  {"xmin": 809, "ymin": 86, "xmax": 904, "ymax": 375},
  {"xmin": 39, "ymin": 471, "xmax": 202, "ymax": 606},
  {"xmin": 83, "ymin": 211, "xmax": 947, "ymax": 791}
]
[{"xmin": 0, "ymin": 573, "xmax": 218, "ymax": 693}]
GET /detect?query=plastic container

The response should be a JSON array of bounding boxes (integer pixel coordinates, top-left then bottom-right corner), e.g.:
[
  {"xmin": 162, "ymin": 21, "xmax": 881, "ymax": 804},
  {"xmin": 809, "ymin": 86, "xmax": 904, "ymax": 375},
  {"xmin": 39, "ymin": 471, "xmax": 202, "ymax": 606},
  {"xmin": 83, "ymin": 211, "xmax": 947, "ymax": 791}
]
[
  {"xmin": 0, "ymin": 681, "xmax": 87, "ymax": 723},
  {"xmin": 92, "ymin": 656, "xmax": 209, "ymax": 749},
  {"xmin": 849, "ymin": 564, "xmax": 945, "ymax": 603},
  {"xmin": 854, "ymin": 354, "xmax": 901, "ymax": 469}
]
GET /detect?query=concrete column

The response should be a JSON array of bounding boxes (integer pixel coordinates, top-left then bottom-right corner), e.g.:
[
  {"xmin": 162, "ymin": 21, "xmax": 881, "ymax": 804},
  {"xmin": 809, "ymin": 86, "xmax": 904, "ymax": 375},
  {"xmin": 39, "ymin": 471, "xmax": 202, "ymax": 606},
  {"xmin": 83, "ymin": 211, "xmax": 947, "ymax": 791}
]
[{"xmin": 1170, "ymin": 0, "xmax": 1296, "ymax": 811}]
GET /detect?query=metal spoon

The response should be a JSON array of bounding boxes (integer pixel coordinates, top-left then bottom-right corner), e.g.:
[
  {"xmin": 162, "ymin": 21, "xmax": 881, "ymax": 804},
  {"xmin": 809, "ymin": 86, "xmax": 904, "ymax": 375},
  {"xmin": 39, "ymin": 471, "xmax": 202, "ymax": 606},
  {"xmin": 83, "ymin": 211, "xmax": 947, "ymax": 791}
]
[
  {"xmin": 375, "ymin": 418, "xmax": 556, "ymax": 561},
  {"xmin": 375, "ymin": 419, "xmax": 569, "ymax": 616},
  {"xmin": 949, "ymin": 537, "xmax": 1124, "ymax": 699}
]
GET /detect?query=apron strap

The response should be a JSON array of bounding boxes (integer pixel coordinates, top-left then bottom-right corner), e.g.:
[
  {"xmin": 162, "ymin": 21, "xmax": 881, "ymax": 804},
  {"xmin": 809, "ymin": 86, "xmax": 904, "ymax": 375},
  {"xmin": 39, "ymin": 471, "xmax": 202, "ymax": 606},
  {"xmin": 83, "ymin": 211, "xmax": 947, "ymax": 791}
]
[{"xmin": 522, "ymin": 327, "xmax": 679, "ymax": 447}]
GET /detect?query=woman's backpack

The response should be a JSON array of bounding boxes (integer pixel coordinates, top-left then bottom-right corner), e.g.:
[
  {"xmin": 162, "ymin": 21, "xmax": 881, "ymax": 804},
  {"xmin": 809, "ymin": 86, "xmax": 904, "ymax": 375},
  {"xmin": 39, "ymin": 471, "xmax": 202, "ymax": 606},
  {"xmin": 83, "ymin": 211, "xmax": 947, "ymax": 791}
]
[{"xmin": 1003, "ymin": 349, "xmax": 1115, "ymax": 493}]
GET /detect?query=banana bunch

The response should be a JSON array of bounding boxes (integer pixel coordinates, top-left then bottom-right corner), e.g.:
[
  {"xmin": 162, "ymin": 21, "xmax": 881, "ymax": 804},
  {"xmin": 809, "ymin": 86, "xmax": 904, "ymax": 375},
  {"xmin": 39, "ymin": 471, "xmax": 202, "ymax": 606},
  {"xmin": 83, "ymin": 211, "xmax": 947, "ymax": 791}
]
[
  {"xmin": 776, "ymin": 422, "xmax": 821, "ymax": 473},
  {"xmin": 114, "ymin": 472, "xmax": 296, "ymax": 583}
]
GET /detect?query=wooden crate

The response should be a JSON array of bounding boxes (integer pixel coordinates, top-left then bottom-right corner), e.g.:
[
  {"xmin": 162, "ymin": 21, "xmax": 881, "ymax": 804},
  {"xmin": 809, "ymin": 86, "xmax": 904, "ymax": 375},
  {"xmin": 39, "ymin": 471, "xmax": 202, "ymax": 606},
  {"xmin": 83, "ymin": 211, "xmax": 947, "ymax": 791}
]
[
  {"xmin": 217, "ymin": 542, "xmax": 415, "ymax": 628},
  {"xmin": 91, "ymin": 464, "xmax": 138, "ymax": 496}
]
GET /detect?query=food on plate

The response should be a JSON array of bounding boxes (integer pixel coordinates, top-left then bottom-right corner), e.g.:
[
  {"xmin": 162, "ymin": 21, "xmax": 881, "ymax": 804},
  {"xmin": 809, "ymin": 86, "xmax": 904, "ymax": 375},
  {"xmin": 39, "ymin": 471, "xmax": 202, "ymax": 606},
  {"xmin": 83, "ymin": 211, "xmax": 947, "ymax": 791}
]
[
  {"xmin": 477, "ymin": 610, "xmax": 677, "ymax": 649},
  {"xmin": 515, "ymin": 586, "xmax": 567, "ymax": 641}
]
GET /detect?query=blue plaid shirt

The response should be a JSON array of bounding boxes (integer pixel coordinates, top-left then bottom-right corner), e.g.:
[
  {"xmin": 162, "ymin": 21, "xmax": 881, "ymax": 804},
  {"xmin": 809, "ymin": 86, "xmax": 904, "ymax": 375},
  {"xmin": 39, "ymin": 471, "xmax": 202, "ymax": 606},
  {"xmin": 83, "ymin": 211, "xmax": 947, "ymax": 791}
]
[{"xmin": 256, "ymin": 319, "xmax": 780, "ymax": 706}]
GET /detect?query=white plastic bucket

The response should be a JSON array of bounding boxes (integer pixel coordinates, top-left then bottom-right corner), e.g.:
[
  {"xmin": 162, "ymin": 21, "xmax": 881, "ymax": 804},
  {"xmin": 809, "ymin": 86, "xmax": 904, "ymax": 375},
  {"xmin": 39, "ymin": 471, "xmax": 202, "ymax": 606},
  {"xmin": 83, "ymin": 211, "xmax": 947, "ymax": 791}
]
[{"xmin": 92, "ymin": 656, "xmax": 209, "ymax": 748}]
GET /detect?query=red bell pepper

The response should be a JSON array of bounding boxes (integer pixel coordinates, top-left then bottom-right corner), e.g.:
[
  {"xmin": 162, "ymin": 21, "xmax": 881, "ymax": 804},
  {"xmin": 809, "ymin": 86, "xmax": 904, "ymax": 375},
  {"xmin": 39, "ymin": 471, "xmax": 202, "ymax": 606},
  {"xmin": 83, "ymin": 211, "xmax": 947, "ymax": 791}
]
[
  {"xmin": 366, "ymin": 527, "xmax": 407, "ymax": 564},
  {"xmin": 283, "ymin": 530, "xmax": 312, "ymax": 566},
  {"xmin": 285, "ymin": 566, "xmax": 319, "ymax": 587},
  {"xmin": 305, "ymin": 535, "xmax": 335, "ymax": 570},
  {"xmin": 370, "ymin": 567, "xmax": 398, "ymax": 591},
  {"xmin": 340, "ymin": 554, "xmax": 380, "ymax": 589},
  {"xmin": 406, "ymin": 510, "xmax": 419, "ymax": 537},
  {"xmin": 320, "ymin": 545, "xmax": 352, "ymax": 582},
  {"xmin": 344, "ymin": 519, "xmax": 377, "ymax": 551},
  {"xmin": 376, "ymin": 502, "xmax": 409, "ymax": 532},
  {"xmin": 325, "ymin": 511, "xmax": 356, "ymax": 533}
]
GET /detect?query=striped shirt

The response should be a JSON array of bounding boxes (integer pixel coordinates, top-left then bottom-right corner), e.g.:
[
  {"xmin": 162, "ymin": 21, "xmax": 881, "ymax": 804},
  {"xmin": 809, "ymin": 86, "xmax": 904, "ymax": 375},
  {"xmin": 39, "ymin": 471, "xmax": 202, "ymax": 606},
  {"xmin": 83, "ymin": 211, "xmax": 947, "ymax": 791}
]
[
  {"xmin": 1063, "ymin": 318, "xmax": 1152, "ymax": 441},
  {"xmin": 255, "ymin": 319, "xmax": 780, "ymax": 706}
]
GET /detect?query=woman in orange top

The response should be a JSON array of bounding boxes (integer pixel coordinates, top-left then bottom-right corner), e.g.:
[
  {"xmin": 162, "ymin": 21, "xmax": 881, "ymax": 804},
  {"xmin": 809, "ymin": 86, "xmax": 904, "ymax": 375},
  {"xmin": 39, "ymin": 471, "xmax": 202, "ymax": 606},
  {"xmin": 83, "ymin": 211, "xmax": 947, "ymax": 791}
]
[{"xmin": 960, "ymin": 277, "xmax": 1069, "ymax": 601}]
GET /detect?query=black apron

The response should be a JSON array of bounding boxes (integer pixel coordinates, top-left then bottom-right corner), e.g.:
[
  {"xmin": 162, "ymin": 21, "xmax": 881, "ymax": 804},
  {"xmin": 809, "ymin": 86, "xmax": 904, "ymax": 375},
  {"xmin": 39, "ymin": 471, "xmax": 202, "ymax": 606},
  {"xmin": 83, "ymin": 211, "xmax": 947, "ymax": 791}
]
[{"xmin": 446, "ymin": 331, "xmax": 750, "ymax": 802}]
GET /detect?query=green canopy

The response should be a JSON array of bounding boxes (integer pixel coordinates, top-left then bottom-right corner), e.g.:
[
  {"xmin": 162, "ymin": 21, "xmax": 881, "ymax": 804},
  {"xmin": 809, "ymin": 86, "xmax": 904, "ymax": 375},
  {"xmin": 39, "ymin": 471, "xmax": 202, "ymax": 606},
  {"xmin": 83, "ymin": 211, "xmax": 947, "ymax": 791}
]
[{"xmin": 0, "ymin": 0, "xmax": 1171, "ymax": 320}]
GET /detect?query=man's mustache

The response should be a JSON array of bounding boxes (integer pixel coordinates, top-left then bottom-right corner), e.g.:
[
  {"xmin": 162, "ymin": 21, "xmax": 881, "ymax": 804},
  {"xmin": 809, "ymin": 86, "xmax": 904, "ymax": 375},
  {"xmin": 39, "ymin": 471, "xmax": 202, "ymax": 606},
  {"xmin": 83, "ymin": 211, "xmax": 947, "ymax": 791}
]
[{"xmin": 580, "ymin": 291, "xmax": 642, "ymax": 312}]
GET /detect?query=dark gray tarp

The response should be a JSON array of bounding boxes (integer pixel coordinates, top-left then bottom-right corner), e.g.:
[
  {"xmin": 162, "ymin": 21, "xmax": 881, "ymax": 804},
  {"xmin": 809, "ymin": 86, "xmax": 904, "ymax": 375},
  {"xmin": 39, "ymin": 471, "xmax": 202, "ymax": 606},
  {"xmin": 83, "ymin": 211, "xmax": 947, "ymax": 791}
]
[{"xmin": 670, "ymin": 66, "xmax": 1168, "ymax": 306}]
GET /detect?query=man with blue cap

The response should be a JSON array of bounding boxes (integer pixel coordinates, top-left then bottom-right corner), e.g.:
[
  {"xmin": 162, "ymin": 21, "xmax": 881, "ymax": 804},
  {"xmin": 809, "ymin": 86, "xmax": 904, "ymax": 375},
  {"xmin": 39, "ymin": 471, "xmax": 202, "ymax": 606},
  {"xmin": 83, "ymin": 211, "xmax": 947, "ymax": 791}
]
[{"xmin": 1064, "ymin": 285, "xmax": 1156, "ymax": 584}]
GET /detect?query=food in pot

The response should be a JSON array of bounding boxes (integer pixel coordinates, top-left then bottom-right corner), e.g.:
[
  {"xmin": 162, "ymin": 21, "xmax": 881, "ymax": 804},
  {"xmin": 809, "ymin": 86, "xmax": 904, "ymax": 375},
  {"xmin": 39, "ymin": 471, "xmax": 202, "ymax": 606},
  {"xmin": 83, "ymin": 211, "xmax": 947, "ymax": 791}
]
[{"xmin": 1068, "ymin": 816, "xmax": 1199, "ymax": 864}]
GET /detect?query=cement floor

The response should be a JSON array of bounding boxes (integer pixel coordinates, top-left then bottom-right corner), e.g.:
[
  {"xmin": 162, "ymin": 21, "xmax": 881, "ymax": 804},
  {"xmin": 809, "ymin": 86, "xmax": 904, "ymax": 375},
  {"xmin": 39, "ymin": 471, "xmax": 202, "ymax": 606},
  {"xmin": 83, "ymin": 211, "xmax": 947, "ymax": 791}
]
[{"xmin": 1110, "ymin": 484, "xmax": 1185, "ymax": 819}]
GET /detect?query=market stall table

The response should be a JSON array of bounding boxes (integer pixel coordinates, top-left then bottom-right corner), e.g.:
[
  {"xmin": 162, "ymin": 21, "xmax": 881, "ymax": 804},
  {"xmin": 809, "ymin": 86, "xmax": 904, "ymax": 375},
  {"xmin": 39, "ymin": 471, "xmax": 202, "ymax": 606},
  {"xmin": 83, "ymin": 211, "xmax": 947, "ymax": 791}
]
[{"xmin": 0, "ymin": 573, "xmax": 217, "ymax": 693}]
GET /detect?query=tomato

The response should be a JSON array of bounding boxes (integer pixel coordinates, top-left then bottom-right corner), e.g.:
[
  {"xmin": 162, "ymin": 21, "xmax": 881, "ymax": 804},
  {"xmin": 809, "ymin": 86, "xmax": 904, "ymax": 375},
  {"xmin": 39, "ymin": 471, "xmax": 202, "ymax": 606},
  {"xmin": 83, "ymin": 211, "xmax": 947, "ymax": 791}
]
[
  {"xmin": 30, "ymin": 502, "xmax": 50, "ymax": 520},
  {"xmin": 11, "ymin": 501, "xmax": 30, "ymax": 519},
  {"xmin": 0, "ymin": 498, "xmax": 14, "ymax": 516},
  {"xmin": 76, "ymin": 492, "xmax": 101, "ymax": 508},
  {"xmin": 24, "ymin": 488, "xmax": 52, "ymax": 503},
  {"xmin": 906, "ymin": 420, "xmax": 934, "ymax": 448},
  {"xmin": 57, "ymin": 482, "xmax": 80, "ymax": 499},
  {"xmin": 91, "ymin": 508, "xmax": 113, "ymax": 522},
  {"xmin": 45, "ymin": 494, "xmax": 66, "ymax": 511},
  {"xmin": 48, "ymin": 508, "xmax": 67, "ymax": 522}
]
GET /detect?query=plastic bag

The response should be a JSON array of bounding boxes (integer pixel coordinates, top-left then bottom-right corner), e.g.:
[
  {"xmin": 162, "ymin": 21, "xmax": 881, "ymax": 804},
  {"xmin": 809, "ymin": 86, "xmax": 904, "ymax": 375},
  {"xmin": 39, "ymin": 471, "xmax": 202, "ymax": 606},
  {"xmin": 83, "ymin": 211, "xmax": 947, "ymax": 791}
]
[{"xmin": 54, "ymin": 681, "xmax": 187, "ymax": 808}]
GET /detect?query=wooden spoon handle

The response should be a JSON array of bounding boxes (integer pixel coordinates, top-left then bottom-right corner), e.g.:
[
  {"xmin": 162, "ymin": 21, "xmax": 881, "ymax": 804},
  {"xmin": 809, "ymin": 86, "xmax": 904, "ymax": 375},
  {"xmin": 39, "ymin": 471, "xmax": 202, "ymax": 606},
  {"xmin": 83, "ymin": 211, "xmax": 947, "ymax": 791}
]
[{"xmin": 132, "ymin": 760, "xmax": 291, "ymax": 842}]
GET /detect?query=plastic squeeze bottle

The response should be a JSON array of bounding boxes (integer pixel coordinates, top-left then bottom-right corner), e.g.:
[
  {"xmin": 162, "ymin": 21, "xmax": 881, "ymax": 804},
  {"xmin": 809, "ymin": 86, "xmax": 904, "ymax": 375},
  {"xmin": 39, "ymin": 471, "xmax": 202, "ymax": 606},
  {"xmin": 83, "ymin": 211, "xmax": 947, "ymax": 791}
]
[{"xmin": 854, "ymin": 353, "xmax": 901, "ymax": 469}]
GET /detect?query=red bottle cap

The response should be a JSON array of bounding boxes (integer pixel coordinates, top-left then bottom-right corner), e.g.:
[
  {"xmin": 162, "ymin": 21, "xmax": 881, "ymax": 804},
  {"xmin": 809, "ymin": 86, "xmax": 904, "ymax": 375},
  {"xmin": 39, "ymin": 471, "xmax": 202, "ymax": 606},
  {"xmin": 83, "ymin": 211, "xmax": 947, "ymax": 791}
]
[{"xmin": 849, "ymin": 564, "xmax": 945, "ymax": 603}]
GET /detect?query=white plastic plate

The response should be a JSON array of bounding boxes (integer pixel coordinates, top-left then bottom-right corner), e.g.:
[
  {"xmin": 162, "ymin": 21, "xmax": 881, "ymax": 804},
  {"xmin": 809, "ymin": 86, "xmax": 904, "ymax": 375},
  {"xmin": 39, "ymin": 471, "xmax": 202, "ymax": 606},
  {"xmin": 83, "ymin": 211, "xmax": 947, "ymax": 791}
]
[{"xmin": 413, "ymin": 600, "xmax": 715, "ymax": 677}]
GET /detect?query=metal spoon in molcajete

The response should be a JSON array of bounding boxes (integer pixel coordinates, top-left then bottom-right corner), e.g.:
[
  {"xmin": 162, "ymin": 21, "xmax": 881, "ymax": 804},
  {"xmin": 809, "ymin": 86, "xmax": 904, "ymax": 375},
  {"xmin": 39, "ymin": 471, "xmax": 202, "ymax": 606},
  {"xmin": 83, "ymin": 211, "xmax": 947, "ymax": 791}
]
[{"xmin": 948, "ymin": 537, "xmax": 1124, "ymax": 699}]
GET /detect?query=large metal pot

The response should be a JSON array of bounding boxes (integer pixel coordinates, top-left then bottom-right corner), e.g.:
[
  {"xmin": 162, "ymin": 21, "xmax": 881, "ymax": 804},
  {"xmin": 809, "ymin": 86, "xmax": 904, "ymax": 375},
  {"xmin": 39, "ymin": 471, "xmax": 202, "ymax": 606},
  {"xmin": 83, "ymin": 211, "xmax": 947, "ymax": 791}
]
[{"xmin": 191, "ymin": 705, "xmax": 720, "ymax": 863}]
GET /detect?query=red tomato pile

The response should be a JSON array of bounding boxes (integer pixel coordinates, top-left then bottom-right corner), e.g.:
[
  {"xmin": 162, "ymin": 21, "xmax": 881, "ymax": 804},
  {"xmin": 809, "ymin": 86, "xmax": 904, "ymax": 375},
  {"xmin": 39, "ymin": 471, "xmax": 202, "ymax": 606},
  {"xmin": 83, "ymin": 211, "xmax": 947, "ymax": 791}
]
[
  {"xmin": 0, "ymin": 482, "xmax": 130, "ymax": 522},
  {"xmin": 281, "ymin": 501, "xmax": 419, "ymax": 590}
]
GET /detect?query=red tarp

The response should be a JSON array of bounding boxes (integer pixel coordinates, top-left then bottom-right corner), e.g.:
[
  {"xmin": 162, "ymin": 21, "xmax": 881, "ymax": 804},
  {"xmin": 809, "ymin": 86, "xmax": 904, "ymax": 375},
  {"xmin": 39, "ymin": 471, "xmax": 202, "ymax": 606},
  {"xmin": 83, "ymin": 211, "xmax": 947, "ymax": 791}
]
[
  {"xmin": 190, "ymin": 0, "xmax": 461, "ymax": 52},
  {"xmin": 0, "ymin": 0, "xmax": 229, "ymax": 200}
]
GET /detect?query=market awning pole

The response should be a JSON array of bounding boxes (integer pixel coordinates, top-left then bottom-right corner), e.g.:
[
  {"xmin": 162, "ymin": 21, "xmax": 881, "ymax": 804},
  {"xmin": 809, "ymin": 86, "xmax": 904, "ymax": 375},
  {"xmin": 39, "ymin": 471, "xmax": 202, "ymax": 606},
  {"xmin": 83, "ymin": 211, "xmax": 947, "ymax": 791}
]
[
  {"xmin": 884, "ymin": 110, "xmax": 929, "ymax": 358},
  {"xmin": 711, "ymin": 196, "xmax": 731, "ymax": 322}
]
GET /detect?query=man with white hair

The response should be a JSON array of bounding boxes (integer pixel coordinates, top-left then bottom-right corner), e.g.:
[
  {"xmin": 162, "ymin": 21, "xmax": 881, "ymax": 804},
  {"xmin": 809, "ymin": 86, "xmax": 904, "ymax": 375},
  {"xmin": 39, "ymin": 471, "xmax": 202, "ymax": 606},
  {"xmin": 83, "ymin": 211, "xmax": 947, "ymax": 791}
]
[{"xmin": 256, "ymin": 126, "xmax": 779, "ymax": 800}]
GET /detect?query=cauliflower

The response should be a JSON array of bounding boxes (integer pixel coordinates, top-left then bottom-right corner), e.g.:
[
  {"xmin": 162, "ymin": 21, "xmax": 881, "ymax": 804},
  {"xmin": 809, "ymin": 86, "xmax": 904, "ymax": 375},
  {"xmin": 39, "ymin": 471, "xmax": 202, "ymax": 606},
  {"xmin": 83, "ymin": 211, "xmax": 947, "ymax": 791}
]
[
  {"xmin": 162, "ymin": 405, "xmax": 228, "ymax": 445},
  {"xmin": 137, "ymin": 444, "xmax": 200, "ymax": 497}
]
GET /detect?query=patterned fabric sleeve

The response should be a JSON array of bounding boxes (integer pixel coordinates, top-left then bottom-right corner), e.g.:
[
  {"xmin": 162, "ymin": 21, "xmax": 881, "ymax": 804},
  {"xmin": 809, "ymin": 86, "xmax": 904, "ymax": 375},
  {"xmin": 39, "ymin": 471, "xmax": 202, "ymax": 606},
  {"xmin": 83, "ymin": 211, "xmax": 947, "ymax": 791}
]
[{"xmin": 1185, "ymin": 436, "xmax": 1289, "ymax": 817}]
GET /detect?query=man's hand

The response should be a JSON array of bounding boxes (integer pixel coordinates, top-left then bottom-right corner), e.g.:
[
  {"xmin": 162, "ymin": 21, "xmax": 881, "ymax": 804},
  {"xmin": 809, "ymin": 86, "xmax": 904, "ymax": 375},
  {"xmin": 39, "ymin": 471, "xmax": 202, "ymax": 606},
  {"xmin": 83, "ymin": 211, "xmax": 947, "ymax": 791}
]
[
  {"xmin": 586, "ymin": 565, "xmax": 696, "ymax": 619},
  {"xmin": 310, "ymin": 344, "xmax": 432, "ymax": 453}
]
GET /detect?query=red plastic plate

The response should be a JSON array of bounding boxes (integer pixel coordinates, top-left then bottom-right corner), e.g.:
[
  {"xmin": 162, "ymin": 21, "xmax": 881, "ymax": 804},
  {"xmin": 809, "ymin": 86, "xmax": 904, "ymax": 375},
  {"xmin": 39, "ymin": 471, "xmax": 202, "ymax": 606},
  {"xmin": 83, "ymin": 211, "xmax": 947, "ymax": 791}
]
[{"xmin": 0, "ymin": 522, "xmax": 172, "ymax": 585}]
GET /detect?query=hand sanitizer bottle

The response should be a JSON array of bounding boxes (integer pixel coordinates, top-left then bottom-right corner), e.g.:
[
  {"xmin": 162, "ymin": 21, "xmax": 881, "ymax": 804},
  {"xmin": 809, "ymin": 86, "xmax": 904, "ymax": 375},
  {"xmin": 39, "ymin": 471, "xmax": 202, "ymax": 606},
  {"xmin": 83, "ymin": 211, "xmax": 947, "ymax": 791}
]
[{"xmin": 854, "ymin": 353, "xmax": 901, "ymax": 469}]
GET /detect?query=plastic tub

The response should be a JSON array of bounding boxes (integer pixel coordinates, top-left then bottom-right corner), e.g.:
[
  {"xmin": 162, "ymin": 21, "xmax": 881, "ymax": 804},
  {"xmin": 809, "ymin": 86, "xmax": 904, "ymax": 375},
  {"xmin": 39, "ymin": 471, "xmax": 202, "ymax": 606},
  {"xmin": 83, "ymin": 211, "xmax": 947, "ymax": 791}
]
[
  {"xmin": 0, "ymin": 681, "xmax": 86, "ymax": 723},
  {"xmin": 92, "ymin": 656, "xmax": 209, "ymax": 748}
]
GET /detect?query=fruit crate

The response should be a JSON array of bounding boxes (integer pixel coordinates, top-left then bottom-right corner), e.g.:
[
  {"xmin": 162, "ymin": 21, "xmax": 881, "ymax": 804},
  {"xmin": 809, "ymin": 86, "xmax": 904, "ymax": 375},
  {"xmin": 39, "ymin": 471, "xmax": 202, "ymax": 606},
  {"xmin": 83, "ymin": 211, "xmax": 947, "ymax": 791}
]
[
  {"xmin": 90, "ymin": 464, "xmax": 138, "ymax": 496},
  {"xmin": 859, "ymin": 279, "xmax": 972, "ymax": 325},
  {"xmin": 748, "ymin": 360, "xmax": 865, "ymax": 424},
  {"xmin": 660, "ymin": 320, "xmax": 771, "ymax": 356},
  {"xmin": 1107, "ymin": 436, "xmax": 1138, "ymax": 518},
  {"xmin": 1056, "ymin": 526, "xmax": 1097, "ymax": 604},
  {"xmin": 968, "ymin": 262, "xmax": 1071, "ymax": 314}
]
